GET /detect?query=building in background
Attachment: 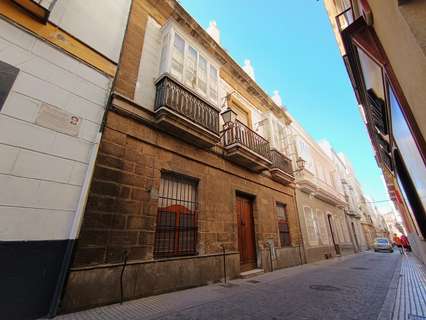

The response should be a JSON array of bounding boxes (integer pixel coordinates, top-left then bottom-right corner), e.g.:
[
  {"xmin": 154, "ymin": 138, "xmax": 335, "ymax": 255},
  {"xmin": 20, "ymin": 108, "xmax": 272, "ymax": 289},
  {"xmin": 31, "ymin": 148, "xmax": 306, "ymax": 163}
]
[
  {"xmin": 60, "ymin": 0, "xmax": 303, "ymax": 313},
  {"xmin": 320, "ymin": 141, "xmax": 368, "ymax": 252},
  {"xmin": 324, "ymin": 0, "xmax": 426, "ymax": 263},
  {"xmin": 288, "ymin": 120, "xmax": 354, "ymax": 262},
  {"xmin": 0, "ymin": 2, "xmax": 131, "ymax": 318},
  {"xmin": 383, "ymin": 208, "xmax": 406, "ymax": 238},
  {"xmin": 365, "ymin": 198, "xmax": 390, "ymax": 239}
]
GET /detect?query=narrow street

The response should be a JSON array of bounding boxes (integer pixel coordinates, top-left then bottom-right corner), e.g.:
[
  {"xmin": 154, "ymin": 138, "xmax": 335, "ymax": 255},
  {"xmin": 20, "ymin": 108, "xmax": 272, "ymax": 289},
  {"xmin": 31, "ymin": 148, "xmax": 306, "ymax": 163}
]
[
  {"xmin": 54, "ymin": 252, "xmax": 404, "ymax": 320},
  {"xmin": 2, "ymin": 1, "xmax": 426, "ymax": 319}
]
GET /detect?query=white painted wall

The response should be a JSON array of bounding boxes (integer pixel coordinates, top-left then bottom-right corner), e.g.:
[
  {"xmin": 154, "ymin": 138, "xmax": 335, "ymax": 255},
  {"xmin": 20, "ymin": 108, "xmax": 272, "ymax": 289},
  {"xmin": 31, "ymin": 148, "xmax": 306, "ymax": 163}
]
[
  {"xmin": 134, "ymin": 17, "xmax": 162, "ymax": 110},
  {"xmin": 50, "ymin": 0, "xmax": 131, "ymax": 63},
  {"xmin": 0, "ymin": 19, "xmax": 111, "ymax": 241}
]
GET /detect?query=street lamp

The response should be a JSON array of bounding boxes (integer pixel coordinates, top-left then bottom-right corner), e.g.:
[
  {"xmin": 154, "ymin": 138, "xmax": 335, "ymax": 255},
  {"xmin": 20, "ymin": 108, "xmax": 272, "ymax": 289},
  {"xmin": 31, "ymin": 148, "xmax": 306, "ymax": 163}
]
[
  {"xmin": 220, "ymin": 107, "xmax": 237, "ymax": 124},
  {"xmin": 294, "ymin": 156, "xmax": 306, "ymax": 173}
]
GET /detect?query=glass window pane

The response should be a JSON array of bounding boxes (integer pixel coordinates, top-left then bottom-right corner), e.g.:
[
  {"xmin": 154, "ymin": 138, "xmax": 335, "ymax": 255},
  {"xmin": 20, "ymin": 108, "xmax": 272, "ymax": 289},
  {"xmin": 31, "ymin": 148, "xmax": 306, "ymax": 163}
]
[
  {"xmin": 209, "ymin": 65, "xmax": 218, "ymax": 102},
  {"xmin": 171, "ymin": 34, "xmax": 185, "ymax": 80},
  {"xmin": 198, "ymin": 55, "xmax": 207, "ymax": 94},
  {"xmin": 185, "ymin": 46, "xmax": 197, "ymax": 87},
  {"xmin": 389, "ymin": 85, "xmax": 426, "ymax": 214},
  {"xmin": 357, "ymin": 47, "xmax": 385, "ymax": 100}
]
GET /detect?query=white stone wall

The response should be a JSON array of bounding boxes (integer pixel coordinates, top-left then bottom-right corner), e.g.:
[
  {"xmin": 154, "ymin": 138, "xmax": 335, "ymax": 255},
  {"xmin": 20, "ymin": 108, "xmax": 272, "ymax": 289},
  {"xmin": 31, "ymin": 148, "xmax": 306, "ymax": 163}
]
[
  {"xmin": 135, "ymin": 17, "xmax": 162, "ymax": 110},
  {"xmin": 0, "ymin": 20, "xmax": 111, "ymax": 241},
  {"xmin": 49, "ymin": 0, "xmax": 131, "ymax": 63}
]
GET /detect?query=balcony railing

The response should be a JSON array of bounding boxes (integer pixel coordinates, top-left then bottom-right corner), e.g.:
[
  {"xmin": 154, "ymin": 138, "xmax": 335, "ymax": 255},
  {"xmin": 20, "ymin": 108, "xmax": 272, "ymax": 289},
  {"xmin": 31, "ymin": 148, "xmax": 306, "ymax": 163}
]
[
  {"xmin": 222, "ymin": 120, "xmax": 271, "ymax": 161},
  {"xmin": 336, "ymin": 7, "xmax": 354, "ymax": 32},
  {"xmin": 154, "ymin": 75, "xmax": 220, "ymax": 135},
  {"xmin": 270, "ymin": 150, "xmax": 293, "ymax": 176},
  {"xmin": 270, "ymin": 149, "xmax": 294, "ymax": 185}
]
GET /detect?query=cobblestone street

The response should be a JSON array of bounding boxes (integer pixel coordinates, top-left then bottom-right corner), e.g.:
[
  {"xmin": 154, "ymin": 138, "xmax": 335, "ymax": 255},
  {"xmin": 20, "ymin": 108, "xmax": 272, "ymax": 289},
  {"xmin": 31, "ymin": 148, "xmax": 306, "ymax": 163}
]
[{"xmin": 52, "ymin": 252, "xmax": 410, "ymax": 320}]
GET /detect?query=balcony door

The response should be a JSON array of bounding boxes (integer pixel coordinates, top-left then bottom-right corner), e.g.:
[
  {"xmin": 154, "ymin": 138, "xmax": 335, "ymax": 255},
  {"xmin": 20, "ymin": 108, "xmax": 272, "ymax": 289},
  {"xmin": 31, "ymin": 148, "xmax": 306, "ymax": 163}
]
[{"xmin": 236, "ymin": 195, "xmax": 257, "ymax": 272}]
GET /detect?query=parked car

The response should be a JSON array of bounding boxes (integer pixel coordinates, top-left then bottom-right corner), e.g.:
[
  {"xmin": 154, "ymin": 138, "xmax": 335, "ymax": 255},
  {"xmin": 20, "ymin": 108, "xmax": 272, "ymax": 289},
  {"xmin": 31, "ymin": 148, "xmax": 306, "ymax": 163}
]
[{"xmin": 373, "ymin": 238, "xmax": 394, "ymax": 253}]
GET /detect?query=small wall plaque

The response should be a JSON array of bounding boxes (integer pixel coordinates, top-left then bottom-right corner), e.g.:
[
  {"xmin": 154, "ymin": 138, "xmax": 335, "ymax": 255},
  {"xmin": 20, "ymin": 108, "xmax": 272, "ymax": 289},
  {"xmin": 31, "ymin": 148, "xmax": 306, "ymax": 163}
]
[{"xmin": 35, "ymin": 103, "xmax": 81, "ymax": 136}]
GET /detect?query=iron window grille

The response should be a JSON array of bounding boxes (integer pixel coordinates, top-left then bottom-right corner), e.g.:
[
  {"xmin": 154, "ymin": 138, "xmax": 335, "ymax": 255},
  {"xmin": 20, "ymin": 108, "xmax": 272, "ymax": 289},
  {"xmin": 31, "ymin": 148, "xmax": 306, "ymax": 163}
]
[
  {"xmin": 154, "ymin": 172, "xmax": 198, "ymax": 258},
  {"xmin": 277, "ymin": 203, "xmax": 291, "ymax": 247}
]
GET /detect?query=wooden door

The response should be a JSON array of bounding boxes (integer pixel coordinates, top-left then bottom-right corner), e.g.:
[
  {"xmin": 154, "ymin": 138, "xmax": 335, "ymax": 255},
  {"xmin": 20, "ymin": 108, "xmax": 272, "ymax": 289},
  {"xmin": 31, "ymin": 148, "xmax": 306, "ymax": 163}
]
[{"xmin": 236, "ymin": 195, "xmax": 256, "ymax": 272}]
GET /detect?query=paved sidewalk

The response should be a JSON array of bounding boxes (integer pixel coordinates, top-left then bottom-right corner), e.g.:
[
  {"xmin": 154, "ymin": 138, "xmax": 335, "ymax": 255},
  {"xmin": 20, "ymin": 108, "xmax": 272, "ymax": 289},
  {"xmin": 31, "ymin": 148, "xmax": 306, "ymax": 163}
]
[
  {"xmin": 50, "ymin": 257, "xmax": 336, "ymax": 320},
  {"xmin": 49, "ymin": 252, "xmax": 401, "ymax": 320},
  {"xmin": 392, "ymin": 254, "xmax": 426, "ymax": 320}
]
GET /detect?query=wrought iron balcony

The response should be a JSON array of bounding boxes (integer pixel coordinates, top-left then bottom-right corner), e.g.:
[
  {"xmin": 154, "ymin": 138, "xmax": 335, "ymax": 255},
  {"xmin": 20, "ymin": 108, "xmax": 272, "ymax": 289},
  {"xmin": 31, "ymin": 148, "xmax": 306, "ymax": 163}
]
[
  {"xmin": 221, "ymin": 120, "xmax": 272, "ymax": 172},
  {"xmin": 336, "ymin": 7, "xmax": 354, "ymax": 32},
  {"xmin": 154, "ymin": 75, "xmax": 220, "ymax": 148},
  {"xmin": 270, "ymin": 149, "xmax": 294, "ymax": 185}
]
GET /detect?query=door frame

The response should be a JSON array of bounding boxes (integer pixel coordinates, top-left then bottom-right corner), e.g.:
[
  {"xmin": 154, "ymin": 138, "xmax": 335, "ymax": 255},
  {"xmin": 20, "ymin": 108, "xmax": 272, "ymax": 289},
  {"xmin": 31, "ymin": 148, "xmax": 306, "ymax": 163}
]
[{"xmin": 235, "ymin": 191, "xmax": 257, "ymax": 271}]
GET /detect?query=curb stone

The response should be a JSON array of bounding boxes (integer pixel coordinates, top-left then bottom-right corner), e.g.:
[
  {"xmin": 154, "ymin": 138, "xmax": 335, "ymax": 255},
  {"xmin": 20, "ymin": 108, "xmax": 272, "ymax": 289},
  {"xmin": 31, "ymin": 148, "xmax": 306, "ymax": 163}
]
[{"xmin": 377, "ymin": 256, "xmax": 403, "ymax": 320}]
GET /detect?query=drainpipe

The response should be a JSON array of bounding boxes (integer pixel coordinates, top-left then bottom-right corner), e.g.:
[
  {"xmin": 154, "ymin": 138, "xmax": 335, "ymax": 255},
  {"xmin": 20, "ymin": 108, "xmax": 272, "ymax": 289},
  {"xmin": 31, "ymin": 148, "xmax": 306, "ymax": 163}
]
[
  {"xmin": 221, "ymin": 244, "xmax": 227, "ymax": 284},
  {"xmin": 286, "ymin": 130, "xmax": 307, "ymax": 265},
  {"xmin": 46, "ymin": 0, "xmax": 135, "ymax": 315},
  {"xmin": 69, "ymin": 133, "xmax": 102, "ymax": 240},
  {"xmin": 47, "ymin": 132, "xmax": 101, "ymax": 317},
  {"xmin": 293, "ymin": 189, "xmax": 307, "ymax": 265}
]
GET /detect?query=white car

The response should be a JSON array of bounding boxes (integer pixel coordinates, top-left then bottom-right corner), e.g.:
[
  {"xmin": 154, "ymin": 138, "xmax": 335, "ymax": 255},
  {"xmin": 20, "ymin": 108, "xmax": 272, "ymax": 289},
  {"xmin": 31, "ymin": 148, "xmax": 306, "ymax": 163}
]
[{"xmin": 373, "ymin": 238, "xmax": 393, "ymax": 253}]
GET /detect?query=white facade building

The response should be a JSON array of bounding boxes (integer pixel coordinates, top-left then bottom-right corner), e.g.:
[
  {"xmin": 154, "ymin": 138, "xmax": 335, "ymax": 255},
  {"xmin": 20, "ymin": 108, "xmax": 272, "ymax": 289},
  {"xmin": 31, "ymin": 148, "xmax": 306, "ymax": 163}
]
[
  {"xmin": 319, "ymin": 141, "xmax": 368, "ymax": 251},
  {"xmin": 285, "ymin": 118, "xmax": 354, "ymax": 262},
  {"xmin": 0, "ymin": 1, "xmax": 130, "ymax": 318}
]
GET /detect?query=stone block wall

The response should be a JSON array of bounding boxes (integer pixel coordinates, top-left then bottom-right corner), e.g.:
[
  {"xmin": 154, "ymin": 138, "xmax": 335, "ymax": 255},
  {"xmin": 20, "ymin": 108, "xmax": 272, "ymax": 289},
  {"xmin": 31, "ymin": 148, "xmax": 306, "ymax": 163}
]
[
  {"xmin": 71, "ymin": 111, "xmax": 301, "ymax": 268},
  {"xmin": 62, "ymin": 110, "xmax": 301, "ymax": 311},
  {"xmin": 62, "ymin": 252, "xmax": 240, "ymax": 311}
]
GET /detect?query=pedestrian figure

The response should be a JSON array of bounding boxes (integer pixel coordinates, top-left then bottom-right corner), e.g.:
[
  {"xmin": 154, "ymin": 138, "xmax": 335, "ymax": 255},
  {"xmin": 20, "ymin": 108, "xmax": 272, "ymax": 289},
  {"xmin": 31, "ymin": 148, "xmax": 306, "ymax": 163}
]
[
  {"xmin": 400, "ymin": 235, "xmax": 411, "ymax": 253},
  {"xmin": 393, "ymin": 234, "xmax": 404, "ymax": 255}
]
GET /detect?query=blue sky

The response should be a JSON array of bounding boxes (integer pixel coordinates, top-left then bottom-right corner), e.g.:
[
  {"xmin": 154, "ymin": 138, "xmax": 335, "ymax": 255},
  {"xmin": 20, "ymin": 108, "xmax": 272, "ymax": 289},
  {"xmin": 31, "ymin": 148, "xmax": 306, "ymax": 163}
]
[{"xmin": 180, "ymin": 0, "xmax": 391, "ymax": 212}]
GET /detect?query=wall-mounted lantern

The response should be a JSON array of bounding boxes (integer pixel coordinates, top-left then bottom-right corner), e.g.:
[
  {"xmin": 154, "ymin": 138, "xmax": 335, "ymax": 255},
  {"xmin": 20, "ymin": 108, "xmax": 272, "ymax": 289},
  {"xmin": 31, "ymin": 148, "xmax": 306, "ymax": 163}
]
[
  {"xmin": 294, "ymin": 156, "xmax": 306, "ymax": 173},
  {"xmin": 221, "ymin": 107, "xmax": 237, "ymax": 124}
]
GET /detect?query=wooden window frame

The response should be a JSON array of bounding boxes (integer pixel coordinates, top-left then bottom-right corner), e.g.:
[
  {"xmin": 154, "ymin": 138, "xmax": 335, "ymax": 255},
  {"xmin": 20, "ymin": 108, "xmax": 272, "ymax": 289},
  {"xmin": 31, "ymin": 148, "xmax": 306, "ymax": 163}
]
[
  {"xmin": 159, "ymin": 25, "xmax": 220, "ymax": 106},
  {"xmin": 343, "ymin": 18, "xmax": 426, "ymax": 169},
  {"xmin": 341, "ymin": 17, "xmax": 426, "ymax": 240}
]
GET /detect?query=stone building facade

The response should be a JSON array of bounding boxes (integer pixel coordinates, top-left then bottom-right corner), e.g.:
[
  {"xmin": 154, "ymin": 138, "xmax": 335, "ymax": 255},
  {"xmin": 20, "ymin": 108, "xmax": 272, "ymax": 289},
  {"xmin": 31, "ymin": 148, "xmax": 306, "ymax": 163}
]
[
  {"xmin": 288, "ymin": 119, "xmax": 354, "ymax": 263},
  {"xmin": 61, "ymin": 0, "xmax": 302, "ymax": 312}
]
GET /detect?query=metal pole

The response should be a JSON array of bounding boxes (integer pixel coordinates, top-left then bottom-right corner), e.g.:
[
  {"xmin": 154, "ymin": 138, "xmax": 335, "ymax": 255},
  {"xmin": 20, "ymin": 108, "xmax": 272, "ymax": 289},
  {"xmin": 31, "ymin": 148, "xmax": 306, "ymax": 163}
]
[
  {"xmin": 268, "ymin": 243, "xmax": 273, "ymax": 272},
  {"xmin": 221, "ymin": 245, "xmax": 227, "ymax": 284}
]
